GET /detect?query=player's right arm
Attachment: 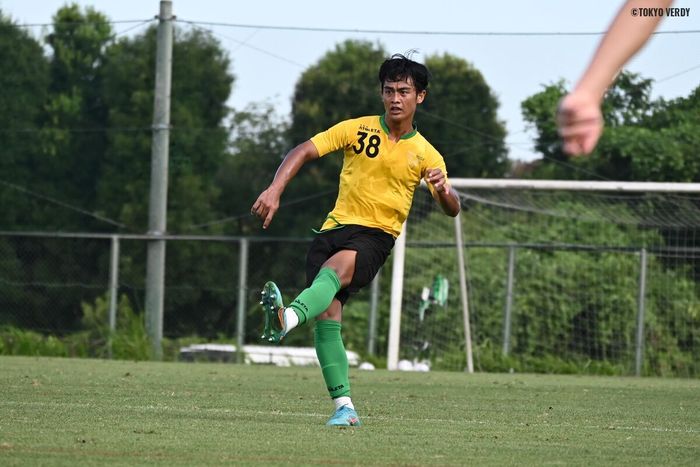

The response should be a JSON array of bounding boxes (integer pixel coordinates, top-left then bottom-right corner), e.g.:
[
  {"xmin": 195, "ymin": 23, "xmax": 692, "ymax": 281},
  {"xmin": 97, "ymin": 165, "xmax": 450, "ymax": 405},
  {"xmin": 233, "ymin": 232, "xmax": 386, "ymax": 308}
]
[{"xmin": 251, "ymin": 140, "xmax": 319, "ymax": 229}]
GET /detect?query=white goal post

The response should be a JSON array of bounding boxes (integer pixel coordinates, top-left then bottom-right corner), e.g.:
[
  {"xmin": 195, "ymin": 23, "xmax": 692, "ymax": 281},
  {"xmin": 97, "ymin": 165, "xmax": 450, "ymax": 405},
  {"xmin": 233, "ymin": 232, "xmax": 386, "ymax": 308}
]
[{"xmin": 387, "ymin": 178, "xmax": 700, "ymax": 373}]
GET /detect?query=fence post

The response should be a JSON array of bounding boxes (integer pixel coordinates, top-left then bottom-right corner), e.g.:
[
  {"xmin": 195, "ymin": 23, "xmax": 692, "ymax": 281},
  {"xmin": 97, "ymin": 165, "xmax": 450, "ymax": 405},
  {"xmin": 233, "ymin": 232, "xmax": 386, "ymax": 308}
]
[
  {"xmin": 454, "ymin": 212, "xmax": 474, "ymax": 373},
  {"xmin": 145, "ymin": 0, "xmax": 174, "ymax": 360},
  {"xmin": 367, "ymin": 269, "xmax": 380, "ymax": 356},
  {"xmin": 108, "ymin": 235, "xmax": 120, "ymax": 359},
  {"xmin": 387, "ymin": 222, "xmax": 407, "ymax": 371},
  {"xmin": 635, "ymin": 248, "xmax": 648, "ymax": 376},
  {"xmin": 502, "ymin": 245, "xmax": 516, "ymax": 355},
  {"xmin": 236, "ymin": 238, "xmax": 249, "ymax": 364}
]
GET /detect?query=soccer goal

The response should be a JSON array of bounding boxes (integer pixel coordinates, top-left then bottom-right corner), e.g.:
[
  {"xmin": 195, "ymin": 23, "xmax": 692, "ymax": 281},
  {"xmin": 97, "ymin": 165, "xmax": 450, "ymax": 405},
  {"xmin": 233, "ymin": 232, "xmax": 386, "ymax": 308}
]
[{"xmin": 388, "ymin": 179, "xmax": 700, "ymax": 378}]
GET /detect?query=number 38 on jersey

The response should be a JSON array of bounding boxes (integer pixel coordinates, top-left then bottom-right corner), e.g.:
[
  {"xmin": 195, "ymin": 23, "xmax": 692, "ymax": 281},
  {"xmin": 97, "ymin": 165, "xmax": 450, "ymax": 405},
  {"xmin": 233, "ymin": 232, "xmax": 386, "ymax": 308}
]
[{"xmin": 353, "ymin": 131, "xmax": 381, "ymax": 158}]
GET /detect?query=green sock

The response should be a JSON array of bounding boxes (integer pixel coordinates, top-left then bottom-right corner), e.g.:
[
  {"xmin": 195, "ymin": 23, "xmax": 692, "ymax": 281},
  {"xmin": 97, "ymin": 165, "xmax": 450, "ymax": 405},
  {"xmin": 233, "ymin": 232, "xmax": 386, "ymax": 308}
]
[
  {"xmin": 315, "ymin": 320, "xmax": 350, "ymax": 399},
  {"xmin": 289, "ymin": 267, "xmax": 341, "ymax": 325}
]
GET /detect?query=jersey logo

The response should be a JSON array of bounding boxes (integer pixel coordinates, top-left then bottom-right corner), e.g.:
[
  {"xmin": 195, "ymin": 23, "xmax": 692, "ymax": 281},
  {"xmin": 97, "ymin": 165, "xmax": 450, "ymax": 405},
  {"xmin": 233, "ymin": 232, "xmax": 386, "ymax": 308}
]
[{"xmin": 353, "ymin": 131, "xmax": 381, "ymax": 158}]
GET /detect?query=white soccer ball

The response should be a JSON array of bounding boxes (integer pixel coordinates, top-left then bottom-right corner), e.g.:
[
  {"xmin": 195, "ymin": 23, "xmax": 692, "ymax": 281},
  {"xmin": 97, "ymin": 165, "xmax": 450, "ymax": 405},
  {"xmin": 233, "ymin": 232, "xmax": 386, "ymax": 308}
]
[
  {"xmin": 413, "ymin": 362, "xmax": 430, "ymax": 372},
  {"xmin": 358, "ymin": 362, "xmax": 375, "ymax": 371},
  {"xmin": 397, "ymin": 359, "xmax": 414, "ymax": 371}
]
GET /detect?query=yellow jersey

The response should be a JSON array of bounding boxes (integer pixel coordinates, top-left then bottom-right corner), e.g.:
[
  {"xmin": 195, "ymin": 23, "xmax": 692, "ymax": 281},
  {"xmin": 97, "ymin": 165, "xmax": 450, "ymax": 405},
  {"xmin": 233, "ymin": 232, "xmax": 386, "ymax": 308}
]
[{"xmin": 310, "ymin": 115, "xmax": 448, "ymax": 238}]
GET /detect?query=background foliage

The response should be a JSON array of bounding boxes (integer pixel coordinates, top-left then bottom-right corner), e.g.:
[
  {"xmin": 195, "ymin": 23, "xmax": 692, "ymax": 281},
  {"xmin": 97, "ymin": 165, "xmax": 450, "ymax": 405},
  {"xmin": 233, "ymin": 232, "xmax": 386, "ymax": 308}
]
[{"xmin": 0, "ymin": 5, "xmax": 698, "ymax": 376}]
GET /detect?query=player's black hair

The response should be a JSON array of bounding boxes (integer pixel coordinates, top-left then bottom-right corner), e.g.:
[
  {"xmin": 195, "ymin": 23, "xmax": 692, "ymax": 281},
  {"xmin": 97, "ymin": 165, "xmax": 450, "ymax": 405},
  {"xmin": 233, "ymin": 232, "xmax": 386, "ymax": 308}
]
[{"xmin": 378, "ymin": 52, "xmax": 430, "ymax": 93}]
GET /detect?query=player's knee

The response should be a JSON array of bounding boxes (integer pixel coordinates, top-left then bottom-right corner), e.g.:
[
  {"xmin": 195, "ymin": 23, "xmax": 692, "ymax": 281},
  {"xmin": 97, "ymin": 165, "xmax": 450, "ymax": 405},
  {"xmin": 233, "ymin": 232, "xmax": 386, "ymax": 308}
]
[
  {"xmin": 317, "ymin": 300, "xmax": 343, "ymax": 322},
  {"xmin": 317, "ymin": 310, "xmax": 341, "ymax": 322}
]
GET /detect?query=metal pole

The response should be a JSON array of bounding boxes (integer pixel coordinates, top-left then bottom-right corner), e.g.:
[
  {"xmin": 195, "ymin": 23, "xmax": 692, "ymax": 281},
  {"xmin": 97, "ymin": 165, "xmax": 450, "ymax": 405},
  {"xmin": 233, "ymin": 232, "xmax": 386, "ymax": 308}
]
[
  {"xmin": 108, "ymin": 235, "xmax": 120, "ymax": 359},
  {"xmin": 145, "ymin": 0, "xmax": 173, "ymax": 360},
  {"xmin": 387, "ymin": 222, "xmax": 407, "ymax": 370},
  {"xmin": 367, "ymin": 269, "xmax": 380, "ymax": 356},
  {"xmin": 502, "ymin": 246, "xmax": 516, "ymax": 355},
  {"xmin": 635, "ymin": 248, "xmax": 648, "ymax": 376},
  {"xmin": 454, "ymin": 212, "xmax": 474, "ymax": 373},
  {"xmin": 236, "ymin": 238, "xmax": 249, "ymax": 364}
]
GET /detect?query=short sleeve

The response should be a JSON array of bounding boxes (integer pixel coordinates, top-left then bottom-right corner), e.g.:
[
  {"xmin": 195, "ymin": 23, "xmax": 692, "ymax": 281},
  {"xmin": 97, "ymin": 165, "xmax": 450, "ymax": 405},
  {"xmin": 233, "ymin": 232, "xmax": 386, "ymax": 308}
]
[{"xmin": 309, "ymin": 120, "xmax": 354, "ymax": 157}]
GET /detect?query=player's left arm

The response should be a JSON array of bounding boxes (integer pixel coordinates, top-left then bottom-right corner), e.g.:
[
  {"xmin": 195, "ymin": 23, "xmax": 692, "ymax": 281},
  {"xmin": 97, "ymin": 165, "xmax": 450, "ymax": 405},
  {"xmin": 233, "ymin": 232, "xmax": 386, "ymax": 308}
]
[{"xmin": 425, "ymin": 167, "xmax": 460, "ymax": 217}]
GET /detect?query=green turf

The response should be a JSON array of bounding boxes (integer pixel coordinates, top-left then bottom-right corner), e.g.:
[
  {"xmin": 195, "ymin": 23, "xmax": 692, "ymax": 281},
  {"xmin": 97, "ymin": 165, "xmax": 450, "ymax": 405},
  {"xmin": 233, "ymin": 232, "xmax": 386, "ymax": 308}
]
[{"xmin": 0, "ymin": 356, "xmax": 698, "ymax": 466}]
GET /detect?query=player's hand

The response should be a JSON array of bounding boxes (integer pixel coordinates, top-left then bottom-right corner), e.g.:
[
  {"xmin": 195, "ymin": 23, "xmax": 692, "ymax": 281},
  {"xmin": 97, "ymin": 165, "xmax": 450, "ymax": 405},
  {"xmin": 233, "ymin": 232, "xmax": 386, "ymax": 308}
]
[
  {"xmin": 556, "ymin": 90, "xmax": 604, "ymax": 156},
  {"xmin": 425, "ymin": 168, "xmax": 449, "ymax": 195},
  {"xmin": 251, "ymin": 186, "xmax": 282, "ymax": 229}
]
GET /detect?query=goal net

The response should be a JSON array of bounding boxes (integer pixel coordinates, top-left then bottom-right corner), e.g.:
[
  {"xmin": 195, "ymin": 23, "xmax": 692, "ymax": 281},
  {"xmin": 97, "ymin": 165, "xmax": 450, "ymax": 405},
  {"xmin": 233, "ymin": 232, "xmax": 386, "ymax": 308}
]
[{"xmin": 390, "ymin": 180, "xmax": 700, "ymax": 377}]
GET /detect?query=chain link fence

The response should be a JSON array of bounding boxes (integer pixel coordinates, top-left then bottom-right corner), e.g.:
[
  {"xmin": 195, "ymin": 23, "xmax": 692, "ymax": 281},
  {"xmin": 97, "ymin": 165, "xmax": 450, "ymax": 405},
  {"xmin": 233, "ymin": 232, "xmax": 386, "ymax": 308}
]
[{"xmin": 2, "ymin": 226, "xmax": 699, "ymax": 376}]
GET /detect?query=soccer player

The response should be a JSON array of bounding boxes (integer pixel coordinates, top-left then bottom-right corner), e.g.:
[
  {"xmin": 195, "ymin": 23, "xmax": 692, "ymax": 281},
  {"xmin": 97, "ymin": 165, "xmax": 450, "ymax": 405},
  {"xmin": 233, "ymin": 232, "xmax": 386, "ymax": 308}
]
[
  {"xmin": 250, "ymin": 54, "xmax": 460, "ymax": 427},
  {"xmin": 557, "ymin": 0, "xmax": 674, "ymax": 155}
]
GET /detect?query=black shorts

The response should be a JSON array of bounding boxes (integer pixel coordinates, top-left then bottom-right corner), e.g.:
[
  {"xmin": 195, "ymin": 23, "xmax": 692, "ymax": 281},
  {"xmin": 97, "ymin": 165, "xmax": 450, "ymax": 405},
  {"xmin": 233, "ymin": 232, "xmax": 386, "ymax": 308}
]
[{"xmin": 306, "ymin": 225, "xmax": 395, "ymax": 306}]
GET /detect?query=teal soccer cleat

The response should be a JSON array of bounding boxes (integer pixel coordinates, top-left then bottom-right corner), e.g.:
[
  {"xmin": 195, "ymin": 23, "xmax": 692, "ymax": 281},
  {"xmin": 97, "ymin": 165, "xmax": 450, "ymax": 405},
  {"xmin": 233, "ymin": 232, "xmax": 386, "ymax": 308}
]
[
  {"xmin": 259, "ymin": 281, "xmax": 286, "ymax": 343},
  {"xmin": 326, "ymin": 406, "xmax": 362, "ymax": 427}
]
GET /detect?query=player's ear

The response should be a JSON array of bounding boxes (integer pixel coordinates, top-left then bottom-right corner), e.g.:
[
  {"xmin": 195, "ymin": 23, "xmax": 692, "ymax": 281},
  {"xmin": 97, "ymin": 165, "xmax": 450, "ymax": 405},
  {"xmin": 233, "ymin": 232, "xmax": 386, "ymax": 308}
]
[{"xmin": 417, "ymin": 90, "xmax": 426, "ymax": 104}]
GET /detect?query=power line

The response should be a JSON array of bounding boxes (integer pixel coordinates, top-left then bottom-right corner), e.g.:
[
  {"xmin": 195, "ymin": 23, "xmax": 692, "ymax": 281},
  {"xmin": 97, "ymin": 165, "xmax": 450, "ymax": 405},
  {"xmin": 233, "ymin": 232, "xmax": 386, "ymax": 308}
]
[
  {"xmin": 180, "ymin": 20, "xmax": 306, "ymax": 68},
  {"xmin": 12, "ymin": 19, "xmax": 155, "ymax": 28},
  {"xmin": 185, "ymin": 189, "xmax": 338, "ymax": 232},
  {"xmin": 178, "ymin": 19, "xmax": 700, "ymax": 37},
  {"xmin": 112, "ymin": 18, "xmax": 156, "ymax": 38},
  {"xmin": 656, "ymin": 63, "xmax": 700, "ymax": 83},
  {"xmin": 0, "ymin": 126, "xmax": 228, "ymax": 134},
  {"xmin": 0, "ymin": 179, "xmax": 128, "ymax": 229},
  {"xmin": 12, "ymin": 17, "xmax": 699, "ymax": 37}
]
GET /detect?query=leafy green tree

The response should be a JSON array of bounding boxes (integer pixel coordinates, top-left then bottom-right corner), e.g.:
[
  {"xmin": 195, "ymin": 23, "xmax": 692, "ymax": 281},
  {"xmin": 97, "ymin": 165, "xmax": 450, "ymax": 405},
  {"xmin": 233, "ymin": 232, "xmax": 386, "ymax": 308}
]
[
  {"xmin": 289, "ymin": 40, "xmax": 388, "ymax": 144},
  {"xmin": 421, "ymin": 53, "xmax": 509, "ymax": 177},
  {"xmin": 39, "ymin": 5, "xmax": 113, "ymax": 229},
  {"xmin": 98, "ymin": 25, "xmax": 235, "ymax": 336},
  {"xmin": 213, "ymin": 104, "xmax": 291, "ymax": 237},
  {"xmin": 1, "ymin": 6, "xmax": 238, "ymax": 337},
  {"xmin": 0, "ymin": 12, "xmax": 49, "ymax": 229},
  {"xmin": 521, "ymin": 72, "xmax": 700, "ymax": 182},
  {"xmin": 0, "ymin": 7, "xmax": 109, "ymax": 333},
  {"xmin": 99, "ymin": 26, "xmax": 233, "ymax": 232}
]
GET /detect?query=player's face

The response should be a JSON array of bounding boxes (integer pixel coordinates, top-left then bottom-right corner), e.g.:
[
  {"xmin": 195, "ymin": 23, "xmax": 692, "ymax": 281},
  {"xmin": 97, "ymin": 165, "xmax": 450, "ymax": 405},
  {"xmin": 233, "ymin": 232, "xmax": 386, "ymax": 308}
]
[{"xmin": 381, "ymin": 78, "xmax": 425, "ymax": 123}]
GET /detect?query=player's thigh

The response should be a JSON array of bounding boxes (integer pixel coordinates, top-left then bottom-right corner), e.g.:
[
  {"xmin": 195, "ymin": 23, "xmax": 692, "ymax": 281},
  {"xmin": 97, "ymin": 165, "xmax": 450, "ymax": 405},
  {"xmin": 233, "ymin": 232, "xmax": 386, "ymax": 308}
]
[
  {"xmin": 345, "ymin": 228, "xmax": 395, "ymax": 293},
  {"xmin": 321, "ymin": 250, "xmax": 357, "ymax": 287},
  {"xmin": 305, "ymin": 234, "xmax": 334, "ymax": 286}
]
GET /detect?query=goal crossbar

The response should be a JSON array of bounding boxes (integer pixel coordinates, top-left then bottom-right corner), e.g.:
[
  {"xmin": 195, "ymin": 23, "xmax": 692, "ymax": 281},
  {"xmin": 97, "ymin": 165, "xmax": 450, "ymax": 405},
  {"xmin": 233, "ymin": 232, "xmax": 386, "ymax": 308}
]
[{"xmin": 450, "ymin": 179, "xmax": 700, "ymax": 193}]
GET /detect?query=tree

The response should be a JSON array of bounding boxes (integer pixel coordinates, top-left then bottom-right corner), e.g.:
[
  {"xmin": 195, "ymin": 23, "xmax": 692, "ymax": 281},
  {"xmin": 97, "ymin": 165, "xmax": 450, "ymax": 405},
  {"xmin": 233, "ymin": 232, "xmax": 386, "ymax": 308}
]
[
  {"xmin": 214, "ymin": 104, "xmax": 291, "ymax": 236},
  {"xmin": 98, "ymin": 25, "xmax": 235, "ymax": 336},
  {"xmin": 0, "ymin": 13, "xmax": 51, "ymax": 330},
  {"xmin": 0, "ymin": 7, "xmax": 111, "ymax": 333},
  {"xmin": 289, "ymin": 40, "xmax": 388, "ymax": 144},
  {"xmin": 39, "ymin": 5, "xmax": 113, "ymax": 230},
  {"xmin": 0, "ymin": 6, "xmax": 238, "ymax": 336},
  {"xmin": 420, "ymin": 53, "xmax": 509, "ymax": 177},
  {"xmin": 0, "ymin": 12, "xmax": 49, "ymax": 229},
  {"xmin": 521, "ymin": 72, "xmax": 700, "ymax": 182},
  {"xmin": 99, "ymin": 26, "xmax": 233, "ymax": 233}
]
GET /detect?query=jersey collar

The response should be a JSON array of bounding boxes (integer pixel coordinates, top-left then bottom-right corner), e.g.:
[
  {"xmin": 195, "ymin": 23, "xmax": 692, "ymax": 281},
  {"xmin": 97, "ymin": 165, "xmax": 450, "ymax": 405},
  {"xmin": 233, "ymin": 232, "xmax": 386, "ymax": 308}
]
[{"xmin": 379, "ymin": 114, "xmax": 418, "ymax": 140}]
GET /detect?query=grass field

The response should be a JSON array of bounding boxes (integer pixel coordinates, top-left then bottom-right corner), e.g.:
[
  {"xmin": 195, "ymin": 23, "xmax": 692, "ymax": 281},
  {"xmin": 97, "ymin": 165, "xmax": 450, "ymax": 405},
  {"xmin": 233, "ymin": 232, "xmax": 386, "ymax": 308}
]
[{"xmin": 1, "ymin": 356, "xmax": 698, "ymax": 466}]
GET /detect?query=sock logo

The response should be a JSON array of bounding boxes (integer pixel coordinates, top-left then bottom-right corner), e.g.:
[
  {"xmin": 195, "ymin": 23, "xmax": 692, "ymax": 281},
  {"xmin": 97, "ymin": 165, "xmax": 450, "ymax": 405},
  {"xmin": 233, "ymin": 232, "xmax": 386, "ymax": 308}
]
[
  {"xmin": 292, "ymin": 299, "xmax": 309, "ymax": 313},
  {"xmin": 328, "ymin": 384, "xmax": 345, "ymax": 392}
]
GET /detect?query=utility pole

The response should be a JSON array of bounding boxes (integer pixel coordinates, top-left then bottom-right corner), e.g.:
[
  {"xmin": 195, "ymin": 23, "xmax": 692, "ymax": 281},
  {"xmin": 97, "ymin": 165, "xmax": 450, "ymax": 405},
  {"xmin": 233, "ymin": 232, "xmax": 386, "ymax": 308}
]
[{"xmin": 145, "ymin": 0, "xmax": 173, "ymax": 360}]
